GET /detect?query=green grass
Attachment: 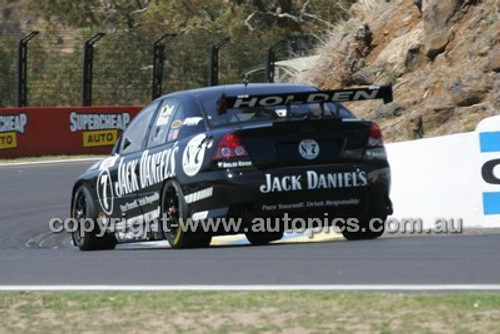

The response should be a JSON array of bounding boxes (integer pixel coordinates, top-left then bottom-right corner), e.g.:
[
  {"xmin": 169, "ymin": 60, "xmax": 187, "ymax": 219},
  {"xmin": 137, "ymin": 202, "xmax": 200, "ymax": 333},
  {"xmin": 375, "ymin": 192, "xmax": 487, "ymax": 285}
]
[
  {"xmin": 1, "ymin": 292, "xmax": 500, "ymax": 333},
  {"xmin": 0, "ymin": 155, "xmax": 105, "ymax": 164}
]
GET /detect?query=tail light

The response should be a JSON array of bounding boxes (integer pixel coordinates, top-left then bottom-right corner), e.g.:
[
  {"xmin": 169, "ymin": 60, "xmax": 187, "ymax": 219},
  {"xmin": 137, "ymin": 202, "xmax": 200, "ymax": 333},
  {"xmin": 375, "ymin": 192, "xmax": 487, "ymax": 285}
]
[
  {"xmin": 364, "ymin": 122, "xmax": 386, "ymax": 160},
  {"xmin": 213, "ymin": 133, "xmax": 249, "ymax": 160},
  {"xmin": 367, "ymin": 122, "xmax": 384, "ymax": 148}
]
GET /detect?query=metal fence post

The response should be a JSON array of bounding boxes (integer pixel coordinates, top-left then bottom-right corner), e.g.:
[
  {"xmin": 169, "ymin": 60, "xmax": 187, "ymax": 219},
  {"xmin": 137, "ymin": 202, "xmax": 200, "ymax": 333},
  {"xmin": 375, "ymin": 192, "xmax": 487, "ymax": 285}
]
[
  {"xmin": 17, "ymin": 31, "xmax": 39, "ymax": 107},
  {"xmin": 82, "ymin": 33, "xmax": 105, "ymax": 106},
  {"xmin": 208, "ymin": 37, "xmax": 230, "ymax": 86},
  {"xmin": 152, "ymin": 33, "xmax": 177, "ymax": 100},
  {"xmin": 266, "ymin": 39, "xmax": 288, "ymax": 83}
]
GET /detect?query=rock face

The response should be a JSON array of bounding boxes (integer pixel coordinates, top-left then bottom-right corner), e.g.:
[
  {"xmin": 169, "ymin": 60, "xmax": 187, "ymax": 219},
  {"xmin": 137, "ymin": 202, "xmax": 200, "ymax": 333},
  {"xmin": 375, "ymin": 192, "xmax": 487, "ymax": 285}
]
[
  {"xmin": 304, "ymin": 0, "xmax": 500, "ymax": 142},
  {"xmin": 374, "ymin": 21, "xmax": 424, "ymax": 76},
  {"xmin": 329, "ymin": 24, "xmax": 373, "ymax": 85},
  {"xmin": 376, "ymin": 102, "xmax": 403, "ymax": 119},
  {"xmin": 487, "ymin": 47, "xmax": 500, "ymax": 73},
  {"xmin": 449, "ymin": 75, "xmax": 488, "ymax": 107},
  {"xmin": 422, "ymin": 0, "xmax": 460, "ymax": 59}
]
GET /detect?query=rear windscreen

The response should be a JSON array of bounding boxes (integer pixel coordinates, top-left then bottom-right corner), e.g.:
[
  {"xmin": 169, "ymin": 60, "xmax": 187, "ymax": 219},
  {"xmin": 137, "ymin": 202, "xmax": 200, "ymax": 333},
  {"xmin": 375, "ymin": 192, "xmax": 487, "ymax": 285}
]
[{"xmin": 202, "ymin": 99, "xmax": 355, "ymax": 127}]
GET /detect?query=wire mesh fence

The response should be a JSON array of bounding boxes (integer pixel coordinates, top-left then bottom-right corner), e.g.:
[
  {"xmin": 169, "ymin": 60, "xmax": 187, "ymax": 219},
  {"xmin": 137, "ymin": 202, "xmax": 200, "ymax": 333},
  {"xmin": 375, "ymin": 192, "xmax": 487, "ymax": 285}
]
[
  {"xmin": 0, "ymin": 36, "xmax": 18, "ymax": 108},
  {"xmin": 0, "ymin": 31, "xmax": 316, "ymax": 108}
]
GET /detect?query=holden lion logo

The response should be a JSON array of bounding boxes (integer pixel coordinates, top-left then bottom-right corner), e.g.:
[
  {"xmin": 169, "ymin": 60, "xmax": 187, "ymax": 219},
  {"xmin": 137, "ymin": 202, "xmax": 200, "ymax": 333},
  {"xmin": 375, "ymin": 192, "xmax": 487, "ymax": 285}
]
[{"xmin": 298, "ymin": 139, "xmax": 319, "ymax": 160}]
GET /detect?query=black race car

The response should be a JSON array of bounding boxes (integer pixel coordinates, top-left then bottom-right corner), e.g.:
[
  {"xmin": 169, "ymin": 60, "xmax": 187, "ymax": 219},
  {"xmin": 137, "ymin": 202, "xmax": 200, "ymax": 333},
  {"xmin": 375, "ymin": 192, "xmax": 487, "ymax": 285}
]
[{"xmin": 71, "ymin": 83, "xmax": 393, "ymax": 250}]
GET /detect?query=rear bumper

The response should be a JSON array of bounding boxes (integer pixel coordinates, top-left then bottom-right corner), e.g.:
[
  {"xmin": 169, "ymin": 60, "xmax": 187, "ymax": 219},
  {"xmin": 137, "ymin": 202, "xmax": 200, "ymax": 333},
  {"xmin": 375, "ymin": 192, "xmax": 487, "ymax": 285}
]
[{"xmin": 183, "ymin": 162, "xmax": 392, "ymax": 222}]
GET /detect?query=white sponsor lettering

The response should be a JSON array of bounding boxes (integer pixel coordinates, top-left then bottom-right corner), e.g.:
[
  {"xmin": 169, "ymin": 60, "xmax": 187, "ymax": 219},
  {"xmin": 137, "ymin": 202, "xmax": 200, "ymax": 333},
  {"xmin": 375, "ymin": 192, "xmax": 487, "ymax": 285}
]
[
  {"xmin": 138, "ymin": 193, "xmax": 160, "ymax": 207},
  {"xmin": 259, "ymin": 96, "xmax": 283, "ymax": 106},
  {"xmin": 233, "ymin": 97, "xmax": 259, "ymax": 108},
  {"xmin": 306, "ymin": 93, "xmax": 330, "ymax": 103},
  {"xmin": 259, "ymin": 174, "xmax": 303, "ymax": 193},
  {"xmin": 118, "ymin": 193, "xmax": 160, "ymax": 214},
  {"xmin": 69, "ymin": 112, "xmax": 130, "ymax": 132},
  {"xmin": 306, "ymin": 170, "xmax": 367, "ymax": 190},
  {"xmin": 183, "ymin": 117, "xmax": 203, "ymax": 126},
  {"xmin": 96, "ymin": 146, "xmax": 178, "ymax": 213},
  {"xmin": 139, "ymin": 148, "xmax": 177, "ymax": 189},
  {"xmin": 185, "ymin": 187, "xmax": 213, "ymax": 204},
  {"xmin": 259, "ymin": 169, "xmax": 368, "ymax": 193},
  {"xmin": 262, "ymin": 198, "xmax": 361, "ymax": 211},
  {"xmin": 115, "ymin": 158, "xmax": 140, "ymax": 197},
  {"xmin": 0, "ymin": 114, "xmax": 27, "ymax": 133},
  {"xmin": 231, "ymin": 88, "xmax": 381, "ymax": 108},
  {"xmin": 217, "ymin": 160, "xmax": 253, "ymax": 168}
]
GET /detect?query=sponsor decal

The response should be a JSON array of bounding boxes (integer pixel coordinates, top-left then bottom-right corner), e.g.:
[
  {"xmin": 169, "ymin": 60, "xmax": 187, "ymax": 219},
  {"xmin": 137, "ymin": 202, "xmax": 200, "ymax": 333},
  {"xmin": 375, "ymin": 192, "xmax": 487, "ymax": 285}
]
[
  {"xmin": 168, "ymin": 129, "xmax": 180, "ymax": 141},
  {"xmin": 185, "ymin": 187, "xmax": 213, "ymax": 204},
  {"xmin": 261, "ymin": 198, "xmax": 361, "ymax": 211},
  {"xmin": 217, "ymin": 160, "xmax": 253, "ymax": 168},
  {"xmin": 298, "ymin": 139, "xmax": 319, "ymax": 160},
  {"xmin": 120, "ymin": 199, "xmax": 139, "ymax": 214},
  {"xmin": 227, "ymin": 85, "xmax": 392, "ymax": 109},
  {"xmin": 83, "ymin": 129, "xmax": 118, "ymax": 148},
  {"xmin": 480, "ymin": 131, "xmax": 500, "ymax": 215},
  {"xmin": 0, "ymin": 132, "xmax": 17, "ymax": 150},
  {"xmin": 96, "ymin": 146, "xmax": 178, "ymax": 213},
  {"xmin": 0, "ymin": 113, "xmax": 27, "ymax": 150},
  {"xmin": 171, "ymin": 120, "xmax": 183, "ymax": 129},
  {"xmin": 70, "ymin": 112, "xmax": 130, "ymax": 132},
  {"xmin": 183, "ymin": 117, "xmax": 203, "ymax": 127},
  {"xmin": 156, "ymin": 104, "xmax": 175, "ymax": 126},
  {"xmin": 138, "ymin": 192, "xmax": 160, "ymax": 206},
  {"xmin": 97, "ymin": 168, "xmax": 114, "ymax": 215},
  {"xmin": 182, "ymin": 134, "xmax": 208, "ymax": 177},
  {"xmin": 114, "ymin": 208, "xmax": 161, "ymax": 241},
  {"xmin": 259, "ymin": 169, "xmax": 368, "ymax": 193},
  {"xmin": 70, "ymin": 112, "xmax": 131, "ymax": 148},
  {"xmin": 120, "ymin": 193, "xmax": 160, "ymax": 214}
]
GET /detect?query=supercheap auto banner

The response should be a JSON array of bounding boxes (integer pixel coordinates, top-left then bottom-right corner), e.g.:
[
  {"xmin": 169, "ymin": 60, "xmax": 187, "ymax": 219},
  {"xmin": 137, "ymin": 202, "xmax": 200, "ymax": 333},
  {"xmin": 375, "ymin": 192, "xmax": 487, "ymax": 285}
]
[{"xmin": 0, "ymin": 106, "xmax": 142, "ymax": 158}]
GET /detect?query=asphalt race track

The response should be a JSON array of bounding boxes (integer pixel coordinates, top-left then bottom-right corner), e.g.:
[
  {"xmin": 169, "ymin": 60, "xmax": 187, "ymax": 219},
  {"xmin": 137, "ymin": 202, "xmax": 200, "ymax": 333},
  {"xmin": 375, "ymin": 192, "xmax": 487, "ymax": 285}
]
[{"xmin": 1, "ymin": 160, "xmax": 500, "ymax": 287}]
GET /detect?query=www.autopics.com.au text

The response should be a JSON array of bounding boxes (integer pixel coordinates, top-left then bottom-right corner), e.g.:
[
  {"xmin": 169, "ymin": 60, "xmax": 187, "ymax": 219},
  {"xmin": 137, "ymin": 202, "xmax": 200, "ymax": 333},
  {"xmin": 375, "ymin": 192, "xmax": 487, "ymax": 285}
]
[{"xmin": 49, "ymin": 214, "xmax": 464, "ymax": 239}]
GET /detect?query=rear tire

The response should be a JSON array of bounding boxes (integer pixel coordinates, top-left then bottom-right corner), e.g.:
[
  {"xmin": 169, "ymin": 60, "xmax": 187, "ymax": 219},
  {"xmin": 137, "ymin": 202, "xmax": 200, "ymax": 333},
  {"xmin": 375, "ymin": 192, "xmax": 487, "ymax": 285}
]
[
  {"xmin": 341, "ymin": 217, "xmax": 385, "ymax": 241},
  {"xmin": 161, "ymin": 181, "xmax": 212, "ymax": 249},
  {"xmin": 71, "ymin": 185, "xmax": 117, "ymax": 251},
  {"xmin": 245, "ymin": 230, "xmax": 284, "ymax": 246}
]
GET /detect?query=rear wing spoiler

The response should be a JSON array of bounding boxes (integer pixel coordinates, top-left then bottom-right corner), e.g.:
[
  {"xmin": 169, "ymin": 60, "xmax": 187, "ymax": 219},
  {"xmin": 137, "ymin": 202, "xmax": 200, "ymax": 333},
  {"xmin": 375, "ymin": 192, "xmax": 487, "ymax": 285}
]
[{"xmin": 223, "ymin": 85, "xmax": 393, "ymax": 109}]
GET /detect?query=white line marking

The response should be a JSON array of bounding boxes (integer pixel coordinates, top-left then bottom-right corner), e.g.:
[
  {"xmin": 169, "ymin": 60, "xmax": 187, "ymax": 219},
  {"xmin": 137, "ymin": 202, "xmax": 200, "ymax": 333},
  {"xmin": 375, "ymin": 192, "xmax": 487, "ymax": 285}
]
[
  {"xmin": 0, "ymin": 157, "xmax": 103, "ymax": 167},
  {"xmin": 0, "ymin": 285, "xmax": 499, "ymax": 291}
]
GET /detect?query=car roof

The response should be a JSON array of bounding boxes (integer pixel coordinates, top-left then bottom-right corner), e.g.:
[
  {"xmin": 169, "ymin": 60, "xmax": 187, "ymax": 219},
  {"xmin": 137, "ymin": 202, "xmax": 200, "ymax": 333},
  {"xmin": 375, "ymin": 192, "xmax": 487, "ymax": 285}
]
[{"xmin": 162, "ymin": 83, "xmax": 319, "ymax": 101}]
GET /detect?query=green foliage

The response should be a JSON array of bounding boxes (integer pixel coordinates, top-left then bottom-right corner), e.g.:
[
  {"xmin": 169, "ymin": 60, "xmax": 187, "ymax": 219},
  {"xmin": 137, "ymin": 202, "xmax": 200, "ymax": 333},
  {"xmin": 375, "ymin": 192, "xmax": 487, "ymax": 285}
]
[
  {"xmin": 0, "ymin": 37, "xmax": 17, "ymax": 108},
  {"xmin": 0, "ymin": 0, "xmax": 357, "ymax": 106}
]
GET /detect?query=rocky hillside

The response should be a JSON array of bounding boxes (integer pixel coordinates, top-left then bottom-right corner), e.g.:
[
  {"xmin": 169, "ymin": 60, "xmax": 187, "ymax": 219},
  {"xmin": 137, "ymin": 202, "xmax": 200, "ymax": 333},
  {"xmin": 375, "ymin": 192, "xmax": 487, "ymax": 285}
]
[{"xmin": 299, "ymin": 0, "xmax": 500, "ymax": 142}]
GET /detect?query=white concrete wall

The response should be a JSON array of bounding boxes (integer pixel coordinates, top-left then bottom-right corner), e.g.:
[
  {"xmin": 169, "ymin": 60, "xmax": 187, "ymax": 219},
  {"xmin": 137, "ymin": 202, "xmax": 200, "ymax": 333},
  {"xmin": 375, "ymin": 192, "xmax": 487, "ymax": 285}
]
[{"xmin": 386, "ymin": 116, "xmax": 500, "ymax": 228}]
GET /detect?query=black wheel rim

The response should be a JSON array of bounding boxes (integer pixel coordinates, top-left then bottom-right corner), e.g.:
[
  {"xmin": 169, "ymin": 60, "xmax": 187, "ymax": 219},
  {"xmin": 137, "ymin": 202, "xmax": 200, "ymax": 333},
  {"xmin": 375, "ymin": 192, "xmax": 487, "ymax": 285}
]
[
  {"xmin": 164, "ymin": 187, "xmax": 180, "ymax": 242},
  {"xmin": 72, "ymin": 190, "xmax": 87, "ymax": 246}
]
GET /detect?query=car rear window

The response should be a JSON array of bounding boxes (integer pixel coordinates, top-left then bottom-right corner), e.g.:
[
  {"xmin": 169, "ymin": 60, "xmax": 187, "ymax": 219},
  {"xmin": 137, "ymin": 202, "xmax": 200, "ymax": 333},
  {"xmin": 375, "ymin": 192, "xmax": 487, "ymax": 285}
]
[{"xmin": 201, "ymin": 98, "xmax": 354, "ymax": 127}]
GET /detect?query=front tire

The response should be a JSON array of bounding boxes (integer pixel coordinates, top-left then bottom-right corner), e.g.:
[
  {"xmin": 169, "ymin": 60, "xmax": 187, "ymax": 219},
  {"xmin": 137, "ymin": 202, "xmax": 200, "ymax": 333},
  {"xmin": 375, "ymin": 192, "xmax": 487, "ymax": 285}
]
[
  {"xmin": 161, "ymin": 181, "xmax": 212, "ymax": 249},
  {"xmin": 71, "ymin": 185, "xmax": 117, "ymax": 251}
]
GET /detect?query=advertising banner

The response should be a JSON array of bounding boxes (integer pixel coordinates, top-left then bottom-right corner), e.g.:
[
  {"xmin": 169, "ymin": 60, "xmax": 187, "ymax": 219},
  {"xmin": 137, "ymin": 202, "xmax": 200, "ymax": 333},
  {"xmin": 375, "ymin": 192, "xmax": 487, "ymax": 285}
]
[{"xmin": 0, "ymin": 106, "xmax": 142, "ymax": 158}]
